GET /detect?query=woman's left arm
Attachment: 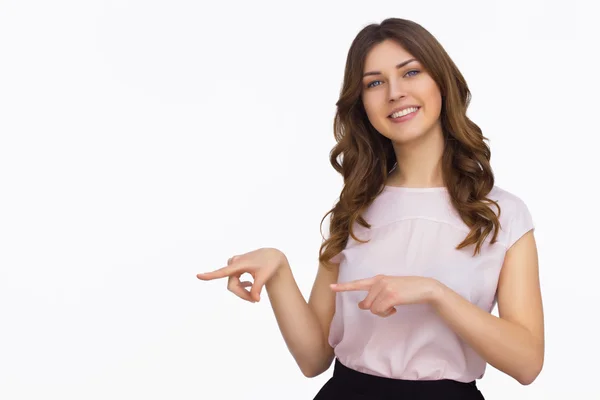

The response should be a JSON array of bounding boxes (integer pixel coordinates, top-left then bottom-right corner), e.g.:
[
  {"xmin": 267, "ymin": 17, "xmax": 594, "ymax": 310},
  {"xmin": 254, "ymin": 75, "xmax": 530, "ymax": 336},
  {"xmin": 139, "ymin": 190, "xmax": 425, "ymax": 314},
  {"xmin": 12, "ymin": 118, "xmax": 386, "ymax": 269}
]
[{"xmin": 431, "ymin": 230, "xmax": 544, "ymax": 385}]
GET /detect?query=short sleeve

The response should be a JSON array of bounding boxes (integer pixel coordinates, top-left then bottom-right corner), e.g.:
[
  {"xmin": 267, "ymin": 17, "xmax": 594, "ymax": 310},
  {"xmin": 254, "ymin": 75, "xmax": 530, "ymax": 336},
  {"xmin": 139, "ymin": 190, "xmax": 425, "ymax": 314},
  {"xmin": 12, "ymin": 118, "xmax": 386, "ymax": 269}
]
[
  {"xmin": 321, "ymin": 213, "xmax": 344, "ymax": 264},
  {"xmin": 330, "ymin": 252, "xmax": 343, "ymax": 264},
  {"xmin": 506, "ymin": 198, "xmax": 535, "ymax": 249}
]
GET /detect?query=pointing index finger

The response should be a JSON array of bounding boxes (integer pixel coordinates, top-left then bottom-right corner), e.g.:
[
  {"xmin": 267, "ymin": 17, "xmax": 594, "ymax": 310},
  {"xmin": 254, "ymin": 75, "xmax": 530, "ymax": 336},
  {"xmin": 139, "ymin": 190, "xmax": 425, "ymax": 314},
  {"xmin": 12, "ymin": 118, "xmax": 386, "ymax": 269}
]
[
  {"xmin": 330, "ymin": 277, "xmax": 375, "ymax": 292},
  {"xmin": 197, "ymin": 265, "xmax": 241, "ymax": 280}
]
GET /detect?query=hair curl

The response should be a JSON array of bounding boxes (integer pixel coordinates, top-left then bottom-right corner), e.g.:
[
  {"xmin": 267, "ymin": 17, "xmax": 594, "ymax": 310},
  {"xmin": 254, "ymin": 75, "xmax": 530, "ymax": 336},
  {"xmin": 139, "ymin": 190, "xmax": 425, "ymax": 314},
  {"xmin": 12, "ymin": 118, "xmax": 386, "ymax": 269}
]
[{"xmin": 319, "ymin": 18, "xmax": 501, "ymax": 268}]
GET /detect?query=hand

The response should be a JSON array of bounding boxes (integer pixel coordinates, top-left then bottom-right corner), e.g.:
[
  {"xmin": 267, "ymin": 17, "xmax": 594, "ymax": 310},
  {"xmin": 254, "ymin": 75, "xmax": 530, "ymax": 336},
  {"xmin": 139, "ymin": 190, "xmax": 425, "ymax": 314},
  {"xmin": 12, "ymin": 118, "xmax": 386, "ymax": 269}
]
[
  {"xmin": 330, "ymin": 274, "xmax": 439, "ymax": 317},
  {"xmin": 196, "ymin": 247, "xmax": 286, "ymax": 303}
]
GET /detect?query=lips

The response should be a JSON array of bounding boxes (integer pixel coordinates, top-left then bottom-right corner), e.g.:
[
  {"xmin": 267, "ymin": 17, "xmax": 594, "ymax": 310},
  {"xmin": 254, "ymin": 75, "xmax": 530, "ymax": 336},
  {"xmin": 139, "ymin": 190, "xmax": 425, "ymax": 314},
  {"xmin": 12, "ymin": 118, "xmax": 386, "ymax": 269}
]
[
  {"xmin": 388, "ymin": 105, "xmax": 421, "ymax": 118},
  {"xmin": 388, "ymin": 107, "xmax": 420, "ymax": 123}
]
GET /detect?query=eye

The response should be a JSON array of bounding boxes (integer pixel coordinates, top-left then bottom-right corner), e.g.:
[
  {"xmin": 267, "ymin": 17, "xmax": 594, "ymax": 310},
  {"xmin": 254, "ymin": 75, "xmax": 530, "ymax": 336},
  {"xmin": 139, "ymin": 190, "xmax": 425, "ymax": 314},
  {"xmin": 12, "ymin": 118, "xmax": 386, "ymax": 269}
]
[
  {"xmin": 366, "ymin": 80, "xmax": 382, "ymax": 89},
  {"xmin": 366, "ymin": 70, "xmax": 420, "ymax": 89}
]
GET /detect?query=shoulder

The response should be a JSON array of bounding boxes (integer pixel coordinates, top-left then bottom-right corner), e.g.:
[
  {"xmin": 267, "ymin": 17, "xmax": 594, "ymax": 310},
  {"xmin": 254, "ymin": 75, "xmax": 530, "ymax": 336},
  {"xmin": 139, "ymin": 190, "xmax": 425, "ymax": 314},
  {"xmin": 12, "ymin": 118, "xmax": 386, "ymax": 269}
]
[
  {"xmin": 487, "ymin": 185, "xmax": 529, "ymax": 214},
  {"xmin": 487, "ymin": 186, "xmax": 535, "ymax": 249}
]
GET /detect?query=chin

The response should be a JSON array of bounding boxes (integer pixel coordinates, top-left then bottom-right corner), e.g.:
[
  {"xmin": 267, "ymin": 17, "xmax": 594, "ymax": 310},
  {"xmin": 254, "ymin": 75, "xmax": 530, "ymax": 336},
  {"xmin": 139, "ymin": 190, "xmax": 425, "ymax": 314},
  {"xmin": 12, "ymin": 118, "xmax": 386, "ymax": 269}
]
[{"xmin": 386, "ymin": 129, "xmax": 426, "ymax": 144}]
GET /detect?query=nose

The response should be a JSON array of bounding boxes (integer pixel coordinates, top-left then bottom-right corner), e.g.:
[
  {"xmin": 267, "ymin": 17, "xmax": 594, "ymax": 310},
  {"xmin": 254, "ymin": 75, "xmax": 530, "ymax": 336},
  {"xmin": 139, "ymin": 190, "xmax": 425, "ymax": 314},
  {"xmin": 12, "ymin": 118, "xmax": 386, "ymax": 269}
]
[{"xmin": 387, "ymin": 78, "xmax": 407, "ymax": 103}]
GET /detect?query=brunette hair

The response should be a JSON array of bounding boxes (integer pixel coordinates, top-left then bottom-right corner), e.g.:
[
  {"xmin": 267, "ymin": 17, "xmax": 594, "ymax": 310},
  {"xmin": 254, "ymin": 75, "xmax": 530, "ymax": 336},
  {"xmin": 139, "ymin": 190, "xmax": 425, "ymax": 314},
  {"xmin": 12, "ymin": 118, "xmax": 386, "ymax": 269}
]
[{"xmin": 319, "ymin": 18, "xmax": 501, "ymax": 268}]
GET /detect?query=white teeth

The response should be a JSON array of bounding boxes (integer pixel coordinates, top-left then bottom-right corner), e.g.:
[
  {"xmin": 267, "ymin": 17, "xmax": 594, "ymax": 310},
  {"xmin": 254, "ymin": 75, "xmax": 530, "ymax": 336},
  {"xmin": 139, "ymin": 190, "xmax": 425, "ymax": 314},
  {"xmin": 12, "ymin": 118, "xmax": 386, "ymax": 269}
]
[{"xmin": 390, "ymin": 107, "xmax": 419, "ymax": 118}]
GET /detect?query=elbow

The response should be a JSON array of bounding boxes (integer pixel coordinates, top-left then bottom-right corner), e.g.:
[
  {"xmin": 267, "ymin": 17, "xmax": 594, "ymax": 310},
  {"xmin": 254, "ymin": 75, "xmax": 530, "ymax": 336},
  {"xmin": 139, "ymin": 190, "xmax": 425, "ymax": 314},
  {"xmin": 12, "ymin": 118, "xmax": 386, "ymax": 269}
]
[
  {"xmin": 301, "ymin": 368, "xmax": 320, "ymax": 378},
  {"xmin": 300, "ymin": 363, "xmax": 316, "ymax": 378},
  {"xmin": 299, "ymin": 355, "xmax": 333, "ymax": 378},
  {"xmin": 514, "ymin": 336, "xmax": 545, "ymax": 385},
  {"xmin": 517, "ymin": 372, "xmax": 539, "ymax": 386},
  {"xmin": 299, "ymin": 345, "xmax": 335, "ymax": 378},
  {"xmin": 516, "ymin": 356, "xmax": 544, "ymax": 386},
  {"xmin": 300, "ymin": 364, "xmax": 326, "ymax": 378}
]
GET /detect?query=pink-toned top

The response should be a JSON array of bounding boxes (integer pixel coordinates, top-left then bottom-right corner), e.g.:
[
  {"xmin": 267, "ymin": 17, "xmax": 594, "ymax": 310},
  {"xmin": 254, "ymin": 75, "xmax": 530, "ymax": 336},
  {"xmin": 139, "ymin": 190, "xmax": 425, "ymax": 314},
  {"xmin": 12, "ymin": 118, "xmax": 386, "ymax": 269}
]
[{"xmin": 328, "ymin": 185, "xmax": 534, "ymax": 383}]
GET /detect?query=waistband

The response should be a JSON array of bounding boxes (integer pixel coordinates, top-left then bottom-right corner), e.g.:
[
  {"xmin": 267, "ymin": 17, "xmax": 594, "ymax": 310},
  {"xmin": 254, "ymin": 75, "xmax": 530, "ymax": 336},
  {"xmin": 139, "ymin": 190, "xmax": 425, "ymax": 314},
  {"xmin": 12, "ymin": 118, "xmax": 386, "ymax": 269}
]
[{"xmin": 332, "ymin": 358, "xmax": 483, "ymax": 398}]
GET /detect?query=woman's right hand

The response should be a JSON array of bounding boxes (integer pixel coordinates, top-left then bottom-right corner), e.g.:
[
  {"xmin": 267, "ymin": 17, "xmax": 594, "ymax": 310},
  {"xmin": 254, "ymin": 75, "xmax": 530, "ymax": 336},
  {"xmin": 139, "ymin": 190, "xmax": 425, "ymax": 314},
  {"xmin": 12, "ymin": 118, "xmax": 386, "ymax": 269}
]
[{"xmin": 196, "ymin": 247, "xmax": 286, "ymax": 303}]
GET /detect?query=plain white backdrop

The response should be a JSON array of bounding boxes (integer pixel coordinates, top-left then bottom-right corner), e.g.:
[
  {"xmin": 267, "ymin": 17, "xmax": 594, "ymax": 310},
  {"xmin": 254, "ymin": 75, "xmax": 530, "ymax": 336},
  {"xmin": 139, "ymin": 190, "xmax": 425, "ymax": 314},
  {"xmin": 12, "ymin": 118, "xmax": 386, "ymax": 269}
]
[{"xmin": 1, "ymin": 0, "xmax": 598, "ymax": 399}]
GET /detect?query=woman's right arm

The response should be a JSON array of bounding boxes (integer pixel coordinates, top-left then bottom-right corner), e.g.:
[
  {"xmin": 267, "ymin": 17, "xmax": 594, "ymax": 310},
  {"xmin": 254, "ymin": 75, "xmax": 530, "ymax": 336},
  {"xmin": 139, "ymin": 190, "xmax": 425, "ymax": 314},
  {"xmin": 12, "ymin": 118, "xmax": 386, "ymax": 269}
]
[{"xmin": 265, "ymin": 254, "xmax": 339, "ymax": 378}]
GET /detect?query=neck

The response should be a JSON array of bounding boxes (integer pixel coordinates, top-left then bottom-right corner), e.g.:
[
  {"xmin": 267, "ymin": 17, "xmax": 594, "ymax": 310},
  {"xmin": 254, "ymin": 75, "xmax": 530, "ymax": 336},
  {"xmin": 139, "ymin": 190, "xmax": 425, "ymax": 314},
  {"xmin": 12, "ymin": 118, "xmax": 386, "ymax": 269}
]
[{"xmin": 388, "ymin": 126, "xmax": 445, "ymax": 188}]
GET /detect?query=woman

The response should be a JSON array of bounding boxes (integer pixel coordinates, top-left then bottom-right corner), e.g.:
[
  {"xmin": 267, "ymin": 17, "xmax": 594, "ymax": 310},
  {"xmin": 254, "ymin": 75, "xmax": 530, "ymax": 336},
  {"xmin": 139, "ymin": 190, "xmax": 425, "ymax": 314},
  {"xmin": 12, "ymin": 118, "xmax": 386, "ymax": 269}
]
[{"xmin": 197, "ymin": 18, "xmax": 544, "ymax": 399}]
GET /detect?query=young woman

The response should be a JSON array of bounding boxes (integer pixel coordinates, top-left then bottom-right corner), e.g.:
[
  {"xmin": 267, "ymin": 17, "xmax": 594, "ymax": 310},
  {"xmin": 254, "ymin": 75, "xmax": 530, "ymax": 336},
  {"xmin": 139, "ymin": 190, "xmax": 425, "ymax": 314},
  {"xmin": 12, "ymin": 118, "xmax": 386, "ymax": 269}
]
[{"xmin": 197, "ymin": 18, "xmax": 544, "ymax": 400}]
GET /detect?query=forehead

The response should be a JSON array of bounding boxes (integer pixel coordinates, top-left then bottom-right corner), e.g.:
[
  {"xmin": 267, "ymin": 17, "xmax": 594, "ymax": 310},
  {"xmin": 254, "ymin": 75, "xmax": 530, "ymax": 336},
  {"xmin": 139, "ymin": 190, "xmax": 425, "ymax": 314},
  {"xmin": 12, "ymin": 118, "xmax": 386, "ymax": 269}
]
[{"xmin": 363, "ymin": 39, "xmax": 415, "ymax": 72}]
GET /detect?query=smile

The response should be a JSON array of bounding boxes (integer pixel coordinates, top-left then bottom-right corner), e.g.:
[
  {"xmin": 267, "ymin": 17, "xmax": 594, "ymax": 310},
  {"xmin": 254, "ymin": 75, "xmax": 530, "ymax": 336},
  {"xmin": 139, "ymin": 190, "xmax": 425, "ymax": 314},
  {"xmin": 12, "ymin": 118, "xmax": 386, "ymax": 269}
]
[{"xmin": 388, "ymin": 106, "xmax": 420, "ymax": 123}]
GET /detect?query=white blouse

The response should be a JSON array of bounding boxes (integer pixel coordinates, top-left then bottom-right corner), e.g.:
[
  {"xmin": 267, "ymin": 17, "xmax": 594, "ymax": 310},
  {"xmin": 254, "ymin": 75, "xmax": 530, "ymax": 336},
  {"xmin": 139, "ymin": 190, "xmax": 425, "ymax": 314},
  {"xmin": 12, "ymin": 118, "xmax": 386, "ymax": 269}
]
[{"xmin": 328, "ymin": 185, "xmax": 535, "ymax": 382}]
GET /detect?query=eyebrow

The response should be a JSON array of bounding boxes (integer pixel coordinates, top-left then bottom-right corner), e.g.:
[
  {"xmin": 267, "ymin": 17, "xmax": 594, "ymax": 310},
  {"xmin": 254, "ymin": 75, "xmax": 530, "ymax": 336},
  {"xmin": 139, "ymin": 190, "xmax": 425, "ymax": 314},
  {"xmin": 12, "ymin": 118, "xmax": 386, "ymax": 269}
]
[{"xmin": 362, "ymin": 58, "xmax": 418, "ymax": 78}]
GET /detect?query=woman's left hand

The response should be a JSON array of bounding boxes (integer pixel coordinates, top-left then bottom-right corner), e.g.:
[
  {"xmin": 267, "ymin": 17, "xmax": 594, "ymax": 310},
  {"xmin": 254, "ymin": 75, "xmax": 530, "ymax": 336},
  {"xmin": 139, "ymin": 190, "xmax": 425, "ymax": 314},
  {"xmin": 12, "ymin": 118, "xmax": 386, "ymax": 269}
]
[{"xmin": 330, "ymin": 275, "xmax": 440, "ymax": 317}]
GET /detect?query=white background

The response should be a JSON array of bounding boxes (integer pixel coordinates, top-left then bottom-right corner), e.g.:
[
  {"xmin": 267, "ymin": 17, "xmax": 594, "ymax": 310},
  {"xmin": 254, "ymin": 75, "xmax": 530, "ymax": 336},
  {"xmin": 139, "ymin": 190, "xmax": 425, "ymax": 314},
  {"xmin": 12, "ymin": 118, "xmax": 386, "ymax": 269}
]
[{"xmin": 1, "ymin": 1, "xmax": 598, "ymax": 399}]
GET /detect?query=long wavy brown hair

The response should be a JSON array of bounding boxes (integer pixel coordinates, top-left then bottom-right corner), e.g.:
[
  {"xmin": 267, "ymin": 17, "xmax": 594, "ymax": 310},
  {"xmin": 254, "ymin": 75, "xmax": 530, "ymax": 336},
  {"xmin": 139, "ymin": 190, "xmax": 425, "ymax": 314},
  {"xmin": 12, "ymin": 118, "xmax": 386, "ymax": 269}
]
[{"xmin": 319, "ymin": 18, "xmax": 502, "ymax": 268}]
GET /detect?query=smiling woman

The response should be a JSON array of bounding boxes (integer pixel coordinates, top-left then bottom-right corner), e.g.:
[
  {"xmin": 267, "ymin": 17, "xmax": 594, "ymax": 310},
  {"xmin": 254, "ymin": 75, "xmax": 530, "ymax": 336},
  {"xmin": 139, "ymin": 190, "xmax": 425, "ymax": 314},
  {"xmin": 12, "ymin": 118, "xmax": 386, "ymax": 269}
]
[
  {"xmin": 314, "ymin": 17, "xmax": 543, "ymax": 399},
  {"xmin": 197, "ymin": 17, "xmax": 544, "ymax": 400},
  {"xmin": 361, "ymin": 51, "xmax": 442, "ymax": 142}
]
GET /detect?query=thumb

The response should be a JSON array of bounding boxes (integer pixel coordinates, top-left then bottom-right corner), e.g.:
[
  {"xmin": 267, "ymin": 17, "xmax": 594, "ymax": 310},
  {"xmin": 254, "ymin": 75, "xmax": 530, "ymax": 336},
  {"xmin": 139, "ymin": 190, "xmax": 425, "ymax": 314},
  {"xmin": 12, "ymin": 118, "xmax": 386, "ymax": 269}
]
[{"xmin": 250, "ymin": 276, "xmax": 267, "ymax": 302}]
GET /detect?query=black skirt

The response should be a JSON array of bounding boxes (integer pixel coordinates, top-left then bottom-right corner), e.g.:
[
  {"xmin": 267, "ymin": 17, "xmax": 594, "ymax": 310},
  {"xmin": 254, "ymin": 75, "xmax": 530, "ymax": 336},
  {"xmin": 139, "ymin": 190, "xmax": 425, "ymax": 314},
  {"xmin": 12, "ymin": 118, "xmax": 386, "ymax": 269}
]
[{"xmin": 313, "ymin": 358, "xmax": 485, "ymax": 400}]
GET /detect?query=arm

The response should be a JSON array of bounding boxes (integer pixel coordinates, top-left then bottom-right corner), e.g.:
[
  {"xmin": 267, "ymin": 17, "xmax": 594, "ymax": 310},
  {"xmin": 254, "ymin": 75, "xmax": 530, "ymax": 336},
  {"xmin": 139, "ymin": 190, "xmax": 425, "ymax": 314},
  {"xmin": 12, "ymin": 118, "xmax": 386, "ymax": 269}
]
[
  {"xmin": 430, "ymin": 230, "xmax": 544, "ymax": 385},
  {"xmin": 265, "ymin": 255, "xmax": 339, "ymax": 378}
]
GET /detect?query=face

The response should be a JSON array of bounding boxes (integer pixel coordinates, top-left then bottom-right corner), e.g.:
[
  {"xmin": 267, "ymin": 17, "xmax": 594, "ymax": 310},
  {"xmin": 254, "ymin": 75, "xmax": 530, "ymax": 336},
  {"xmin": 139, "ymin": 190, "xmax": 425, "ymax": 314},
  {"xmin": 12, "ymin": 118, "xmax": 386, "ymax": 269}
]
[{"xmin": 361, "ymin": 39, "xmax": 443, "ymax": 144}]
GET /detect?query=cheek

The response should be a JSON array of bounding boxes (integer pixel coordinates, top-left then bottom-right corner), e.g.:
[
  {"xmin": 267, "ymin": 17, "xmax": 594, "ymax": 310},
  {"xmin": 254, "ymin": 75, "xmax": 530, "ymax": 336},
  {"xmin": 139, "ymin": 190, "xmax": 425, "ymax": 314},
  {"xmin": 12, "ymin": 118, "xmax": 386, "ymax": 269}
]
[
  {"xmin": 362, "ymin": 94, "xmax": 376, "ymax": 115},
  {"xmin": 362, "ymin": 95, "xmax": 385, "ymax": 126},
  {"xmin": 424, "ymin": 84, "xmax": 442, "ymax": 116}
]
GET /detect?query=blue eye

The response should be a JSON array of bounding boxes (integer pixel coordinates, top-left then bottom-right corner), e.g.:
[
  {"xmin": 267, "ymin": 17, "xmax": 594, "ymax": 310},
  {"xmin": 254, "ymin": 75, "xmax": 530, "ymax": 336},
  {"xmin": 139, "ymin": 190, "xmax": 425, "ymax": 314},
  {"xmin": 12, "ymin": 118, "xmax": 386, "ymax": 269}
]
[{"xmin": 366, "ymin": 70, "xmax": 420, "ymax": 89}]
